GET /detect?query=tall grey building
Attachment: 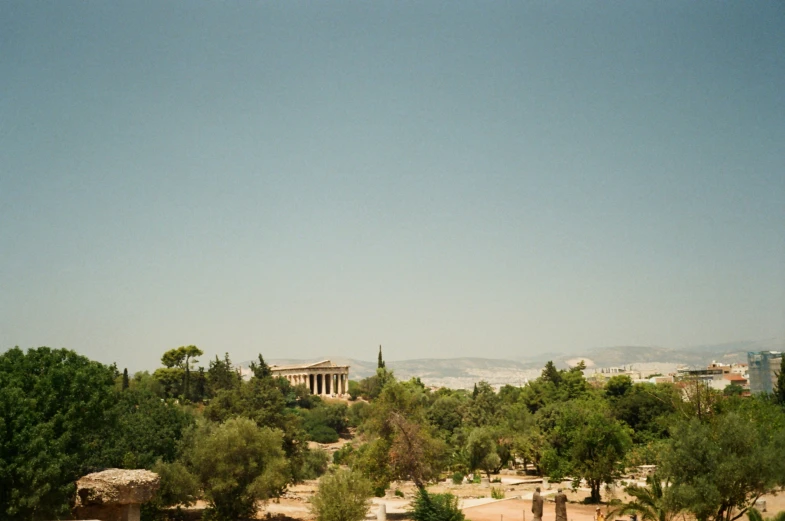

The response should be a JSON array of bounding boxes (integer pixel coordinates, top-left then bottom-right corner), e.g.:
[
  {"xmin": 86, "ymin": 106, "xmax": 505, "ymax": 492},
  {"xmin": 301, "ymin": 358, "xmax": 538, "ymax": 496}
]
[{"xmin": 747, "ymin": 351, "xmax": 783, "ymax": 394}]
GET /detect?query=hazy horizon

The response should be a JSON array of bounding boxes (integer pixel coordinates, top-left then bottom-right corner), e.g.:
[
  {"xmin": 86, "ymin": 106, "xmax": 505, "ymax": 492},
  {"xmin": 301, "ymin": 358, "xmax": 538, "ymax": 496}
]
[{"xmin": 2, "ymin": 2, "xmax": 784, "ymax": 371}]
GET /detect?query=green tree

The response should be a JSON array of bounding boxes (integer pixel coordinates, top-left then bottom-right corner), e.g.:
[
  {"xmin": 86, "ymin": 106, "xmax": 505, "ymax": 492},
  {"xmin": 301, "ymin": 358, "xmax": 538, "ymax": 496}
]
[
  {"xmin": 249, "ymin": 353, "xmax": 273, "ymax": 379},
  {"xmin": 541, "ymin": 361, "xmax": 562, "ymax": 386},
  {"xmin": 188, "ymin": 417, "xmax": 289, "ymax": 520},
  {"xmin": 427, "ymin": 395, "xmax": 464, "ymax": 436},
  {"xmin": 204, "ymin": 376, "xmax": 287, "ymax": 428},
  {"xmin": 192, "ymin": 366, "xmax": 208, "ymax": 402},
  {"xmin": 207, "ymin": 353, "xmax": 241, "ymax": 395},
  {"xmin": 357, "ymin": 379, "xmax": 446, "ymax": 490},
  {"xmin": 610, "ymin": 383, "xmax": 679, "ymax": 443},
  {"xmin": 410, "ymin": 488, "xmax": 465, "ymax": 521},
  {"xmin": 465, "ymin": 427, "xmax": 499, "ymax": 478},
  {"xmin": 152, "ymin": 366, "xmax": 185, "ymax": 398},
  {"xmin": 775, "ymin": 356, "xmax": 785, "ymax": 406},
  {"xmin": 145, "ymin": 459, "xmax": 201, "ymax": 517},
  {"xmin": 605, "ymin": 375, "xmax": 633, "ymax": 399},
  {"xmin": 533, "ymin": 399, "xmax": 631, "ymax": 501},
  {"xmin": 613, "ymin": 474, "xmax": 680, "ymax": 521},
  {"xmin": 157, "ymin": 345, "xmax": 203, "ymax": 400},
  {"xmin": 569, "ymin": 403, "xmax": 632, "ymax": 503},
  {"xmin": 310, "ymin": 468, "xmax": 373, "ymax": 521},
  {"xmin": 131, "ymin": 370, "xmax": 165, "ymax": 397},
  {"xmin": 122, "ymin": 368, "xmax": 130, "ymax": 390},
  {"xmin": 661, "ymin": 399, "xmax": 785, "ymax": 521},
  {"xmin": 0, "ymin": 347, "xmax": 118, "ymax": 520},
  {"xmin": 348, "ymin": 401, "xmax": 371, "ymax": 428},
  {"xmin": 463, "ymin": 381, "xmax": 501, "ymax": 428},
  {"xmin": 301, "ymin": 403, "xmax": 349, "ymax": 442},
  {"xmin": 378, "ymin": 345, "xmax": 386, "ymax": 369},
  {"xmin": 101, "ymin": 387, "xmax": 196, "ymax": 469}
]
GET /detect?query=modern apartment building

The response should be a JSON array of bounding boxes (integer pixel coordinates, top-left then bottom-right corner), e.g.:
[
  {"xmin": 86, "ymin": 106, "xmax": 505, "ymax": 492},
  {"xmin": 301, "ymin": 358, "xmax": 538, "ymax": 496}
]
[{"xmin": 747, "ymin": 351, "xmax": 783, "ymax": 394}]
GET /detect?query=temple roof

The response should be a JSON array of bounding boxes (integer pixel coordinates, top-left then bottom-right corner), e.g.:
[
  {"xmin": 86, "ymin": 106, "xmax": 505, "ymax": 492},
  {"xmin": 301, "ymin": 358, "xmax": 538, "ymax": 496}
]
[{"xmin": 270, "ymin": 360, "xmax": 349, "ymax": 371}]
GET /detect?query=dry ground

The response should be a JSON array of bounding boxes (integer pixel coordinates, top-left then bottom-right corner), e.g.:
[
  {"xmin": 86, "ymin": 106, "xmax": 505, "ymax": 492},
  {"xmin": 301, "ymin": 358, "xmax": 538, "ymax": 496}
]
[{"xmin": 174, "ymin": 474, "xmax": 785, "ymax": 520}]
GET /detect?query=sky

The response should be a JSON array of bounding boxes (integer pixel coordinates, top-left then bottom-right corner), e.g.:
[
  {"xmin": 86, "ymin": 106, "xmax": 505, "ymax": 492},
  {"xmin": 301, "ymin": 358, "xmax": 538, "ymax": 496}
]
[{"xmin": 1, "ymin": 1, "xmax": 784, "ymax": 372}]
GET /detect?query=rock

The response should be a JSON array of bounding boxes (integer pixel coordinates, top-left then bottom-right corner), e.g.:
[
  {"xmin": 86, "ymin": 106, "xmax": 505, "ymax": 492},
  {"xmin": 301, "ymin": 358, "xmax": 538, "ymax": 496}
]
[{"xmin": 74, "ymin": 469, "xmax": 160, "ymax": 521}]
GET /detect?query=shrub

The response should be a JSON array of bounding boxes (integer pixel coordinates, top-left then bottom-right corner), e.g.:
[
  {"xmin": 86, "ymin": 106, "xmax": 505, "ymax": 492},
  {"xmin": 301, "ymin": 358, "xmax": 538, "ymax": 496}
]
[
  {"xmin": 310, "ymin": 468, "xmax": 373, "ymax": 521},
  {"xmin": 310, "ymin": 425, "xmax": 340, "ymax": 443},
  {"xmin": 395, "ymin": 488, "xmax": 405, "ymax": 497},
  {"xmin": 333, "ymin": 444, "xmax": 355, "ymax": 465},
  {"xmin": 348, "ymin": 380, "xmax": 361, "ymax": 400},
  {"xmin": 348, "ymin": 401, "xmax": 370, "ymax": 428},
  {"xmin": 410, "ymin": 488, "xmax": 465, "ymax": 521},
  {"xmin": 301, "ymin": 449, "xmax": 331, "ymax": 480},
  {"xmin": 302, "ymin": 403, "xmax": 348, "ymax": 442},
  {"xmin": 491, "ymin": 487, "xmax": 505, "ymax": 499},
  {"xmin": 451, "ymin": 472, "xmax": 464, "ymax": 485}
]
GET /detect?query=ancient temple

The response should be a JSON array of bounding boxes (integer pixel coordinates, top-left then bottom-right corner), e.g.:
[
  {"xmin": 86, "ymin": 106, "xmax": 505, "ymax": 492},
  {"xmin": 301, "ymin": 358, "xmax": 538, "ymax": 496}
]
[{"xmin": 270, "ymin": 360, "xmax": 350, "ymax": 396}]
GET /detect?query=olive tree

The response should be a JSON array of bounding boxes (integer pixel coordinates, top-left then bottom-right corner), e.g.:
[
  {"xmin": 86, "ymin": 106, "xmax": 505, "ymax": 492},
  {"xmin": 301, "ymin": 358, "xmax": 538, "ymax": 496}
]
[
  {"xmin": 661, "ymin": 398, "xmax": 785, "ymax": 521},
  {"xmin": 189, "ymin": 417, "xmax": 289, "ymax": 520},
  {"xmin": 310, "ymin": 468, "xmax": 372, "ymax": 521}
]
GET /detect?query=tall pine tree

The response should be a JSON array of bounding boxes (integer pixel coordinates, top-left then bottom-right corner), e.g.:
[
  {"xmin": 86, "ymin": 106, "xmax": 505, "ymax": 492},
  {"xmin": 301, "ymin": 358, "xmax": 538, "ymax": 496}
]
[{"xmin": 377, "ymin": 345, "xmax": 385, "ymax": 369}]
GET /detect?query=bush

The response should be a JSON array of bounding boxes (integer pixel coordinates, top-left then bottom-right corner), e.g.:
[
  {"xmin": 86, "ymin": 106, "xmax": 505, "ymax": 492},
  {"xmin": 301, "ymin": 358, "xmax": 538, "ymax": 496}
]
[
  {"xmin": 302, "ymin": 403, "xmax": 348, "ymax": 442},
  {"xmin": 142, "ymin": 460, "xmax": 200, "ymax": 521},
  {"xmin": 348, "ymin": 380, "xmax": 361, "ymax": 400},
  {"xmin": 310, "ymin": 425, "xmax": 340, "ymax": 443},
  {"xmin": 333, "ymin": 444, "xmax": 355, "ymax": 465},
  {"xmin": 310, "ymin": 468, "xmax": 373, "ymax": 521},
  {"xmin": 300, "ymin": 449, "xmax": 331, "ymax": 480},
  {"xmin": 395, "ymin": 488, "xmax": 405, "ymax": 497},
  {"xmin": 451, "ymin": 472, "xmax": 464, "ymax": 485},
  {"xmin": 410, "ymin": 488, "xmax": 465, "ymax": 521},
  {"xmin": 347, "ymin": 401, "xmax": 370, "ymax": 428},
  {"xmin": 491, "ymin": 487, "xmax": 505, "ymax": 499}
]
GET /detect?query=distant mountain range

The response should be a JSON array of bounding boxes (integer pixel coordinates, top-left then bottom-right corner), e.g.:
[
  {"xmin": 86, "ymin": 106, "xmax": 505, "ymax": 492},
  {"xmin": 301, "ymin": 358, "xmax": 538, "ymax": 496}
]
[
  {"xmin": 253, "ymin": 338, "xmax": 783, "ymax": 390},
  {"xmin": 550, "ymin": 338, "xmax": 783, "ymax": 369}
]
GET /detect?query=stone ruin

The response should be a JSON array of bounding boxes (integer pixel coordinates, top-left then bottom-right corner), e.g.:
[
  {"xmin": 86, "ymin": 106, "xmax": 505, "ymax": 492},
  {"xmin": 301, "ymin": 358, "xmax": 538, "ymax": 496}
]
[{"xmin": 73, "ymin": 468, "xmax": 160, "ymax": 521}]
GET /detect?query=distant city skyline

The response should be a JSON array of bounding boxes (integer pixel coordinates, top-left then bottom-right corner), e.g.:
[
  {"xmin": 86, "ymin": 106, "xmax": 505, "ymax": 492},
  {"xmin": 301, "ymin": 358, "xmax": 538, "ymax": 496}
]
[{"xmin": 2, "ymin": 2, "xmax": 783, "ymax": 371}]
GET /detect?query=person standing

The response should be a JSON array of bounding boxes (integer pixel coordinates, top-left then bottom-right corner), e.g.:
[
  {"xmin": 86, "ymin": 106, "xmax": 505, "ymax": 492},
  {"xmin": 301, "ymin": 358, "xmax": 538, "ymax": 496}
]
[
  {"xmin": 595, "ymin": 507, "xmax": 605, "ymax": 521},
  {"xmin": 532, "ymin": 487, "xmax": 544, "ymax": 521},
  {"xmin": 555, "ymin": 488, "xmax": 568, "ymax": 521}
]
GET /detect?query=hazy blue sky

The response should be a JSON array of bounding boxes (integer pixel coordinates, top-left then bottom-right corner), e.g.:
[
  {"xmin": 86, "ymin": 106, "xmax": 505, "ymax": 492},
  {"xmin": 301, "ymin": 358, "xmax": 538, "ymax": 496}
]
[{"xmin": 2, "ymin": 1, "xmax": 783, "ymax": 371}]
